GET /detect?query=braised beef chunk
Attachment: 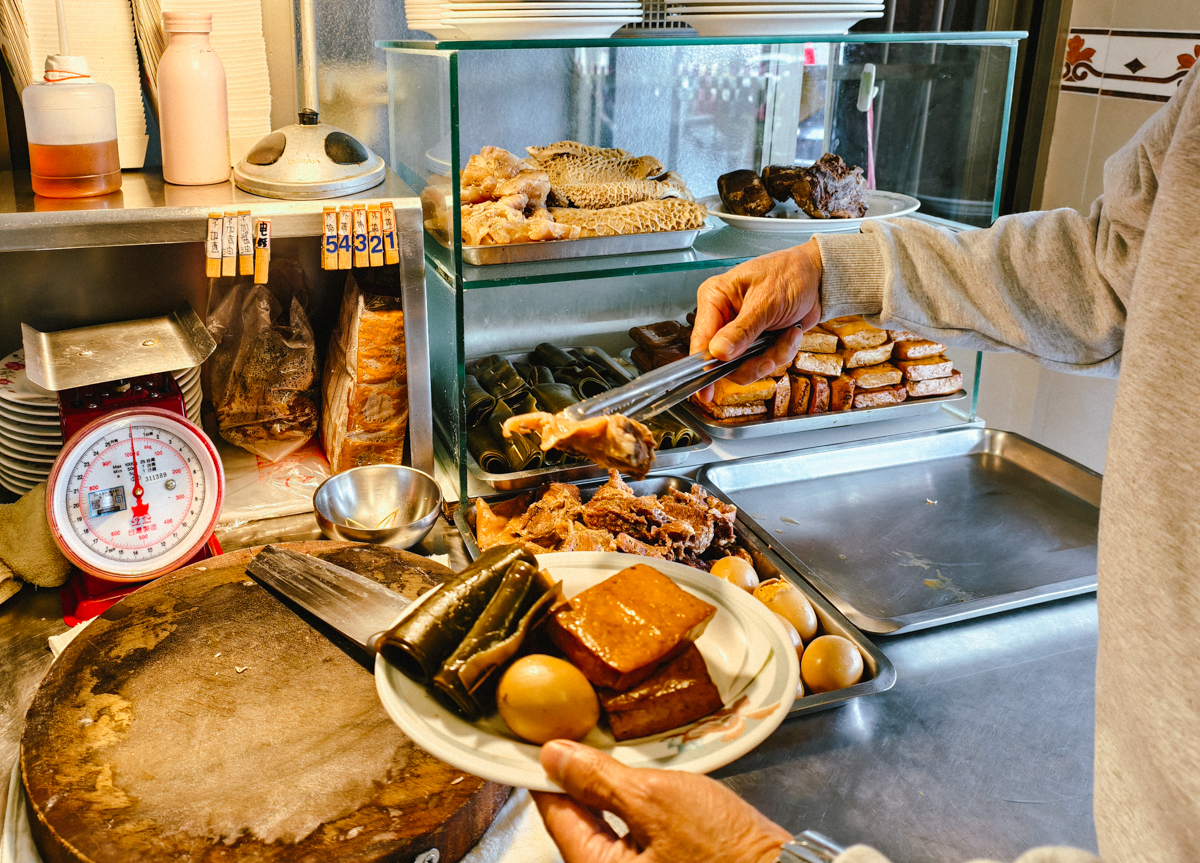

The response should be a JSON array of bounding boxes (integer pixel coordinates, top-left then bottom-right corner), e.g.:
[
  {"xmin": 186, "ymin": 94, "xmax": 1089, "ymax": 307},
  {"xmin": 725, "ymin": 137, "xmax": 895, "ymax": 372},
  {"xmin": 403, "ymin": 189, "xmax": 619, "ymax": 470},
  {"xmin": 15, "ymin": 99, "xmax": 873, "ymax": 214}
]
[
  {"xmin": 717, "ymin": 169, "xmax": 776, "ymax": 218},
  {"xmin": 761, "ymin": 164, "xmax": 805, "ymax": 202},
  {"xmin": 473, "ymin": 470, "xmax": 750, "ymax": 569},
  {"xmin": 790, "ymin": 153, "xmax": 867, "ymax": 219}
]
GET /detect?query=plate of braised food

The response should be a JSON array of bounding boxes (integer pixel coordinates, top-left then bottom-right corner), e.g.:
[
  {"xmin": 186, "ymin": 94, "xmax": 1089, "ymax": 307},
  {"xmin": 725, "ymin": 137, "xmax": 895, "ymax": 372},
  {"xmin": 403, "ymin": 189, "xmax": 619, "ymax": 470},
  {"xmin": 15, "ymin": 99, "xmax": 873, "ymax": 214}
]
[
  {"xmin": 703, "ymin": 153, "xmax": 919, "ymax": 233},
  {"xmin": 373, "ymin": 545, "xmax": 799, "ymax": 790}
]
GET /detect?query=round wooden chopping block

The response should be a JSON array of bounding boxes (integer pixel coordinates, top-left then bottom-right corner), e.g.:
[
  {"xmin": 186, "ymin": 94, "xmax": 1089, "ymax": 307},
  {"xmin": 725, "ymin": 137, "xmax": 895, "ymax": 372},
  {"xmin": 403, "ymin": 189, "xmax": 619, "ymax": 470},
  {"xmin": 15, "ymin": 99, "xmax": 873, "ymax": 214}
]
[{"xmin": 21, "ymin": 541, "xmax": 512, "ymax": 863}]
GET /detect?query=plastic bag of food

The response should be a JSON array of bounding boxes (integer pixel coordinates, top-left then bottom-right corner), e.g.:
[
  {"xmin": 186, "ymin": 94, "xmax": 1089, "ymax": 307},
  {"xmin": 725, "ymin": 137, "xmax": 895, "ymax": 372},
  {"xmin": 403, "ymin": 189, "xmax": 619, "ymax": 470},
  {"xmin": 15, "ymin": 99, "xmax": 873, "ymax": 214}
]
[
  {"xmin": 206, "ymin": 273, "xmax": 319, "ymax": 462},
  {"xmin": 322, "ymin": 272, "xmax": 408, "ymax": 473}
]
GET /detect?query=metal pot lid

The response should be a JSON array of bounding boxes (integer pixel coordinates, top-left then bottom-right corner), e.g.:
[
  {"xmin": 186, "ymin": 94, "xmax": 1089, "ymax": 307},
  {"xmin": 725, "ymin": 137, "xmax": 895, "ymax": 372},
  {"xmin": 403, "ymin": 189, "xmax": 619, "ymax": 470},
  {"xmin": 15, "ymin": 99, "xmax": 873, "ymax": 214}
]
[{"xmin": 233, "ymin": 122, "xmax": 386, "ymax": 200}]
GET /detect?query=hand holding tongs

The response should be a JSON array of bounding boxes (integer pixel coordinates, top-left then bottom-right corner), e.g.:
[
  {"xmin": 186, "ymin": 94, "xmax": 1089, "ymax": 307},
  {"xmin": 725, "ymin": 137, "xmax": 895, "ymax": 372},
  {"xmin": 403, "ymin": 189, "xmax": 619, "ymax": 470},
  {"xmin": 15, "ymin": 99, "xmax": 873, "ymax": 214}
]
[{"xmin": 562, "ymin": 330, "xmax": 787, "ymax": 423}]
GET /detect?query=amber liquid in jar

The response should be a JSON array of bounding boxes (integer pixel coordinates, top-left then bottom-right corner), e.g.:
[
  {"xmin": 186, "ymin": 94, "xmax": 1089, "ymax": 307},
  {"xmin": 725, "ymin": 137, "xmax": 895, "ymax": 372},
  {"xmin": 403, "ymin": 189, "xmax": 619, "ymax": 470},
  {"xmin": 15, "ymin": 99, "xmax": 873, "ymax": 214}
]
[{"xmin": 29, "ymin": 140, "xmax": 122, "ymax": 197}]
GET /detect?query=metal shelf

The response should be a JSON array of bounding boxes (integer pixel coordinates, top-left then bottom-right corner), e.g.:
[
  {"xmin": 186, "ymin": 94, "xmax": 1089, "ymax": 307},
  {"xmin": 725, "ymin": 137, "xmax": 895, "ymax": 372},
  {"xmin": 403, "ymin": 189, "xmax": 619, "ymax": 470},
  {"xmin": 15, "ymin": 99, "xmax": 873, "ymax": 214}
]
[{"xmin": 0, "ymin": 168, "xmax": 419, "ymax": 253}]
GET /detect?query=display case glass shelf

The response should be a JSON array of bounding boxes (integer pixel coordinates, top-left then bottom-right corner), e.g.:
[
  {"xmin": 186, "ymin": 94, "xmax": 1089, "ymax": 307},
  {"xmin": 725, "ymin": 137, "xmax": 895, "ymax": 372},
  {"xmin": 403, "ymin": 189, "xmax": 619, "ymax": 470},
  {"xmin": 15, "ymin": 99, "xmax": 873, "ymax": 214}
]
[{"xmin": 381, "ymin": 32, "xmax": 1020, "ymax": 498}]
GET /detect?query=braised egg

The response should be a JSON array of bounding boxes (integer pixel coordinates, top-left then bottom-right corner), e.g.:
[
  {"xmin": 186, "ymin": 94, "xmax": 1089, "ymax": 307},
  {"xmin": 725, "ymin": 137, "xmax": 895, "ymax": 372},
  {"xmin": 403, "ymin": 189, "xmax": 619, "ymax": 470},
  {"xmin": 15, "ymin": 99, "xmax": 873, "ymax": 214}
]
[
  {"xmin": 800, "ymin": 635, "xmax": 863, "ymax": 694},
  {"xmin": 753, "ymin": 579, "xmax": 818, "ymax": 642},
  {"xmin": 773, "ymin": 612, "xmax": 806, "ymax": 699},
  {"xmin": 710, "ymin": 555, "xmax": 759, "ymax": 592},
  {"xmin": 497, "ymin": 655, "xmax": 599, "ymax": 744}
]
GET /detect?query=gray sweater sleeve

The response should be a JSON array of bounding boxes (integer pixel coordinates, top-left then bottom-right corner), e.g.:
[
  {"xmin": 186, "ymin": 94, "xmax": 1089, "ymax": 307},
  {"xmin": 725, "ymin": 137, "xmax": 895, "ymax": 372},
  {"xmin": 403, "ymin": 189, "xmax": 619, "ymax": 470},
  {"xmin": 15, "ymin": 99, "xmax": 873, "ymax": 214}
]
[{"xmin": 813, "ymin": 66, "xmax": 1196, "ymax": 378}]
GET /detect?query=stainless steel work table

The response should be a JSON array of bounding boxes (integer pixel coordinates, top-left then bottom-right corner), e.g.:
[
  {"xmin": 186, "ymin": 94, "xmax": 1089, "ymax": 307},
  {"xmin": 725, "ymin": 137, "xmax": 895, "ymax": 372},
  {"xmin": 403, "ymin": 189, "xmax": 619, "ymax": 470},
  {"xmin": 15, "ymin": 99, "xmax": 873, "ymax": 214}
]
[{"xmin": 0, "ymin": 560, "xmax": 1099, "ymax": 863}]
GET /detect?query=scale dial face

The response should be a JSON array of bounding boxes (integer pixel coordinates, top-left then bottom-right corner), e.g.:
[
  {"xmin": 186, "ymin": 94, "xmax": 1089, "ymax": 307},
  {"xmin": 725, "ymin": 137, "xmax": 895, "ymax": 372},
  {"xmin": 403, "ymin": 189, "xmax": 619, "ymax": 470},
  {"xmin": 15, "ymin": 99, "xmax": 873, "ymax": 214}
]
[{"xmin": 48, "ymin": 407, "xmax": 224, "ymax": 581}]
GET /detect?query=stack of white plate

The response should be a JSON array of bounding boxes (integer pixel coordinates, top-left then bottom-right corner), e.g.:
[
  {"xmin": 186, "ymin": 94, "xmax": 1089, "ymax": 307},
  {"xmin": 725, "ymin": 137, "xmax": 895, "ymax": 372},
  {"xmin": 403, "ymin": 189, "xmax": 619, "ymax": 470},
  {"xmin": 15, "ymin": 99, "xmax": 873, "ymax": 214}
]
[
  {"xmin": 405, "ymin": 0, "xmax": 643, "ymax": 40},
  {"xmin": 0, "ymin": 350, "xmax": 202, "ymax": 496},
  {"xmin": 666, "ymin": 0, "xmax": 883, "ymax": 36}
]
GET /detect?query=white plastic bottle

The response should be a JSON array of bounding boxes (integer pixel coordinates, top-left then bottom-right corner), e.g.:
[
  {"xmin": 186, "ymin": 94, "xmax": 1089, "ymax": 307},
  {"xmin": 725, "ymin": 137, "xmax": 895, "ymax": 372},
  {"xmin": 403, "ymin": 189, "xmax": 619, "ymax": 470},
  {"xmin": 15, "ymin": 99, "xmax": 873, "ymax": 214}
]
[
  {"xmin": 157, "ymin": 12, "xmax": 230, "ymax": 185},
  {"xmin": 22, "ymin": 55, "xmax": 121, "ymax": 198}
]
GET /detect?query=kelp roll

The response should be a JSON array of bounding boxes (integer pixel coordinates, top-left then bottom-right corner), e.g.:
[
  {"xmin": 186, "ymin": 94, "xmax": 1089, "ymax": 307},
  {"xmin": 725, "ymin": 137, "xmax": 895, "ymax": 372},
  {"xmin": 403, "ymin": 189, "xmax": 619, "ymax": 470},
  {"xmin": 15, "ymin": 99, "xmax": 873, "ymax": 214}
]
[
  {"xmin": 489, "ymin": 398, "xmax": 544, "ymax": 471},
  {"xmin": 432, "ymin": 560, "xmax": 560, "ymax": 719},
  {"xmin": 464, "ymin": 375, "xmax": 497, "ymax": 427},
  {"xmin": 474, "ymin": 356, "xmax": 528, "ymax": 402},
  {"xmin": 533, "ymin": 343, "xmax": 576, "ymax": 369},
  {"xmin": 466, "ymin": 424, "xmax": 509, "ymax": 474},
  {"xmin": 532, "ymin": 382, "xmax": 580, "ymax": 414},
  {"xmin": 646, "ymin": 411, "xmax": 699, "ymax": 448},
  {"xmin": 376, "ymin": 544, "xmax": 537, "ymax": 682}
]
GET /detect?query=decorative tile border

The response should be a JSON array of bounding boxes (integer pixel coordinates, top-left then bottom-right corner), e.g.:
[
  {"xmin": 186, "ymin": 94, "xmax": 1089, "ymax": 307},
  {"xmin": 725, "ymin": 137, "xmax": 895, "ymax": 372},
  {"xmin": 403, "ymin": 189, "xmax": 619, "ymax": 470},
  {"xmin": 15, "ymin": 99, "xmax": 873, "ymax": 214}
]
[{"xmin": 1062, "ymin": 28, "xmax": 1198, "ymax": 102}]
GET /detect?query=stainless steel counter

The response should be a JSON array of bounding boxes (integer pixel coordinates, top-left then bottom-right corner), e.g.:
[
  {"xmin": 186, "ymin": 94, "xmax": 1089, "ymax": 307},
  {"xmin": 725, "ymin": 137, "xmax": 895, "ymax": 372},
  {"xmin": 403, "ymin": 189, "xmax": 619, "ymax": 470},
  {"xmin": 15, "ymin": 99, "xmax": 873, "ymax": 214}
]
[
  {"xmin": 0, "ymin": 550, "xmax": 1099, "ymax": 862},
  {"xmin": 721, "ymin": 594, "xmax": 1099, "ymax": 861}
]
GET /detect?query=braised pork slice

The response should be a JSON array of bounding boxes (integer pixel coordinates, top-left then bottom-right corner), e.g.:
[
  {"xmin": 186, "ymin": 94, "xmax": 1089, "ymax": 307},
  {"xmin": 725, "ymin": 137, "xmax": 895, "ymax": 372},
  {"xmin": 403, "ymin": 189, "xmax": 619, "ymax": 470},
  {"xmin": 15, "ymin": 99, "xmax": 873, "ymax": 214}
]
[{"xmin": 502, "ymin": 411, "xmax": 656, "ymax": 480}]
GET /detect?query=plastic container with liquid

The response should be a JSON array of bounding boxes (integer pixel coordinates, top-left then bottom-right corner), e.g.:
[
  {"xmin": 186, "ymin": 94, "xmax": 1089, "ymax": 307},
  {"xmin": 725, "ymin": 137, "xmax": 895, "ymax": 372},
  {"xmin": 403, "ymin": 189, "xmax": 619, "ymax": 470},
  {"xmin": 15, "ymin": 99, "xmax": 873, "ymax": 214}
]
[
  {"xmin": 158, "ymin": 12, "xmax": 230, "ymax": 186},
  {"xmin": 22, "ymin": 55, "xmax": 121, "ymax": 198}
]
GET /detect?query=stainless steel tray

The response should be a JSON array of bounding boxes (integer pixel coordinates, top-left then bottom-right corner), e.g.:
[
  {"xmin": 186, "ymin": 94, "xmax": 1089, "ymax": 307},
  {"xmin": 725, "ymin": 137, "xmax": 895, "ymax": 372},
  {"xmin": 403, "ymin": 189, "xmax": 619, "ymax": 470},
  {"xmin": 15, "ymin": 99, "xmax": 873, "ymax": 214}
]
[
  {"xmin": 454, "ymin": 474, "xmax": 897, "ymax": 718},
  {"xmin": 465, "ymin": 346, "xmax": 712, "ymax": 491},
  {"xmin": 435, "ymin": 226, "xmax": 711, "ymax": 266},
  {"xmin": 616, "ymin": 347, "xmax": 967, "ymax": 440},
  {"xmin": 699, "ymin": 427, "xmax": 1101, "ymax": 634},
  {"xmin": 678, "ymin": 389, "xmax": 968, "ymax": 440}
]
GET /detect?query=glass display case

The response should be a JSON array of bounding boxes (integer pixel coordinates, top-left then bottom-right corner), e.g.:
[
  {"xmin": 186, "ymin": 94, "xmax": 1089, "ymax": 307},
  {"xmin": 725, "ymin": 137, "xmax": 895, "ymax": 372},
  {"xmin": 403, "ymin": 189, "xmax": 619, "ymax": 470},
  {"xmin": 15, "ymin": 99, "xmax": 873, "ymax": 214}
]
[{"xmin": 379, "ymin": 32, "xmax": 1023, "ymax": 499}]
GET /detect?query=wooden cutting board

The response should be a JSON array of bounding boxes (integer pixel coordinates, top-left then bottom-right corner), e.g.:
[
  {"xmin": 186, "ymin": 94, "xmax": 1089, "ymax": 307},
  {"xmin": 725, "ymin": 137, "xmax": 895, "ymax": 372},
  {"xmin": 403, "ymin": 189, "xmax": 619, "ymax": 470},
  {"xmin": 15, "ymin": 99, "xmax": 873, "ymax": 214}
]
[{"xmin": 21, "ymin": 542, "xmax": 511, "ymax": 863}]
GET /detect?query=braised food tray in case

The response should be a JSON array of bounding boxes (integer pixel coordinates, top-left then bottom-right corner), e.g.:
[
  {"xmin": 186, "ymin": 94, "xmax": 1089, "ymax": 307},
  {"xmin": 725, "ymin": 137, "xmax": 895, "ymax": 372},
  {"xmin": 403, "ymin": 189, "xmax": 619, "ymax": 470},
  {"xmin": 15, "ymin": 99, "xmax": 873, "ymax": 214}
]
[
  {"xmin": 434, "ymin": 226, "xmax": 712, "ymax": 266},
  {"xmin": 617, "ymin": 349, "xmax": 967, "ymax": 441},
  {"xmin": 454, "ymin": 474, "xmax": 897, "ymax": 717},
  {"xmin": 699, "ymin": 427, "xmax": 1101, "ymax": 634},
  {"xmin": 465, "ymin": 346, "xmax": 711, "ymax": 491}
]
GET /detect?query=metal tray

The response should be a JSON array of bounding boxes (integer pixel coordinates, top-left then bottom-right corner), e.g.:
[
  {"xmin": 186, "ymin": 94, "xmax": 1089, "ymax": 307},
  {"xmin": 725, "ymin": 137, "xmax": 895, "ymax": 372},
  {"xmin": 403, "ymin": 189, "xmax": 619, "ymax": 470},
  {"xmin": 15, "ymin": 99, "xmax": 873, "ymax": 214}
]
[
  {"xmin": 699, "ymin": 427, "xmax": 1101, "ymax": 635},
  {"xmin": 454, "ymin": 474, "xmax": 897, "ymax": 718},
  {"xmin": 677, "ymin": 388, "xmax": 968, "ymax": 440},
  {"xmin": 435, "ymin": 226, "xmax": 711, "ymax": 266},
  {"xmin": 465, "ymin": 346, "xmax": 712, "ymax": 491},
  {"xmin": 21, "ymin": 303, "xmax": 216, "ymax": 391},
  {"xmin": 616, "ymin": 347, "xmax": 968, "ymax": 440}
]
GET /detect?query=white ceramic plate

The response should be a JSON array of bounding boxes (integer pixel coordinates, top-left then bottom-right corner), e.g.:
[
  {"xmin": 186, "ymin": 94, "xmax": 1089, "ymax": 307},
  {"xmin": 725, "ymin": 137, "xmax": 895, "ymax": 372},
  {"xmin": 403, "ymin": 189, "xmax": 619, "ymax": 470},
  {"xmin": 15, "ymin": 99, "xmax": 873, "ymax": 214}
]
[
  {"xmin": 0, "ymin": 435, "xmax": 60, "ymax": 459},
  {"xmin": 375, "ymin": 552, "xmax": 798, "ymax": 791},
  {"xmin": 0, "ymin": 456, "xmax": 51, "ymax": 480},
  {"xmin": 447, "ymin": 2, "xmax": 641, "ymax": 8},
  {"xmin": 444, "ymin": 16, "xmax": 637, "ymax": 37},
  {"xmin": 0, "ymin": 472, "xmax": 37, "ymax": 494},
  {"xmin": 0, "ymin": 351, "xmax": 57, "ymax": 407},
  {"xmin": 445, "ymin": 7, "xmax": 637, "ymax": 16},
  {"xmin": 677, "ymin": 10, "xmax": 881, "ymax": 34},
  {"xmin": 701, "ymin": 189, "xmax": 920, "ymax": 233},
  {"xmin": 0, "ymin": 401, "xmax": 59, "ymax": 424},
  {"xmin": 0, "ymin": 414, "xmax": 62, "ymax": 440},
  {"xmin": 406, "ymin": 22, "xmax": 468, "ymax": 37},
  {"xmin": 0, "ymin": 441, "xmax": 56, "ymax": 465},
  {"xmin": 669, "ymin": 3, "xmax": 881, "ymax": 10}
]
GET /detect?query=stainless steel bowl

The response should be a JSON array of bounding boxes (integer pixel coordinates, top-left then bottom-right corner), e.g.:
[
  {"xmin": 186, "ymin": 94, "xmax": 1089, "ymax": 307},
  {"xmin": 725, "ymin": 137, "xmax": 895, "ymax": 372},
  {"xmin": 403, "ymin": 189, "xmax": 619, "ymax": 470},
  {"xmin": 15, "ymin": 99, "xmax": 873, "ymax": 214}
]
[{"xmin": 313, "ymin": 465, "xmax": 442, "ymax": 548}]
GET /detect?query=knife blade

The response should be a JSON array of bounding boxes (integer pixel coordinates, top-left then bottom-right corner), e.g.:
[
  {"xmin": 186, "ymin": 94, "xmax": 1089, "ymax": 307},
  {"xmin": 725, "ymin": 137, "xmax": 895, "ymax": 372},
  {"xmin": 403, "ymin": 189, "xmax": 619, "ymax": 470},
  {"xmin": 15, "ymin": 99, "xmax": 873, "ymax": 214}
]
[{"xmin": 246, "ymin": 545, "xmax": 412, "ymax": 654}]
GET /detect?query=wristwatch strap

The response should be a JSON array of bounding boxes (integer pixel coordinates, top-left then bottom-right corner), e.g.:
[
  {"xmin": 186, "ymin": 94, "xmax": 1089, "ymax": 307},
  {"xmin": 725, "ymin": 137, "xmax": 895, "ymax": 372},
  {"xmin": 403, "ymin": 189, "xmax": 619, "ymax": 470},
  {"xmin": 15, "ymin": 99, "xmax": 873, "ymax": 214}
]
[{"xmin": 778, "ymin": 830, "xmax": 845, "ymax": 863}]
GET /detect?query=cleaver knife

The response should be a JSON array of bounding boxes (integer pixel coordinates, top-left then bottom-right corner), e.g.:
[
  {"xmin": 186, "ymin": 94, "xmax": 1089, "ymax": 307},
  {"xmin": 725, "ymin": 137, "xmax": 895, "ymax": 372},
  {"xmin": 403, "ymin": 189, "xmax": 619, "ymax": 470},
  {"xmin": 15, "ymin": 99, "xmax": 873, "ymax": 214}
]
[{"xmin": 246, "ymin": 545, "xmax": 414, "ymax": 655}]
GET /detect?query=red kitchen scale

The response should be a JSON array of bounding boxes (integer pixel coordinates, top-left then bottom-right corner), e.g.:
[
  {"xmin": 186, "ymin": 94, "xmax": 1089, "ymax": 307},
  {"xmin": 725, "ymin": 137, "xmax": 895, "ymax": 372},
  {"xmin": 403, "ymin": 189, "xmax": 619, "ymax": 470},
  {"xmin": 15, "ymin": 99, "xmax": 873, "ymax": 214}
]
[{"xmin": 22, "ymin": 307, "xmax": 226, "ymax": 624}]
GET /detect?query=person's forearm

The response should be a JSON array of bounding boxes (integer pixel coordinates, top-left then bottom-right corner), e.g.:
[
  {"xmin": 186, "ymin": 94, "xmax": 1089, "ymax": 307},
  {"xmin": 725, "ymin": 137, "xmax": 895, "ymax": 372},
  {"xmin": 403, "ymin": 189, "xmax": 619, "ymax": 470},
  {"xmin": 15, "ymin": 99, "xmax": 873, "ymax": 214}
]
[{"xmin": 815, "ymin": 209, "xmax": 1127, "ymax": 377}]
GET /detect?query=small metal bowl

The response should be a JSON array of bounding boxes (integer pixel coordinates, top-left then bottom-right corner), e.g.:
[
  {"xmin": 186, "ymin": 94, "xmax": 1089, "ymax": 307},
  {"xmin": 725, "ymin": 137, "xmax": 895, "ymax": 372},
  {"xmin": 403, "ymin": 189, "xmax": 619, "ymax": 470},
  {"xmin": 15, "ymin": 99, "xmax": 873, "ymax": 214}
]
[{"xmin": 314, "ymin": 465, "xmax": 442, "ymax": 549}]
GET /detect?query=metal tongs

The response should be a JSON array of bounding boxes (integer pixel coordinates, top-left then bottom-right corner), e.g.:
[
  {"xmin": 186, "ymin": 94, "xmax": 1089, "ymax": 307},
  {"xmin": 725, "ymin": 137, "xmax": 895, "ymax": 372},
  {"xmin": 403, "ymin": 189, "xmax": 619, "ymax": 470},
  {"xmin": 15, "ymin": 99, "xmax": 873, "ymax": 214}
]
[{"xmin": 562, "ymin": 330, "xmax": 784, "ymax": 423}]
